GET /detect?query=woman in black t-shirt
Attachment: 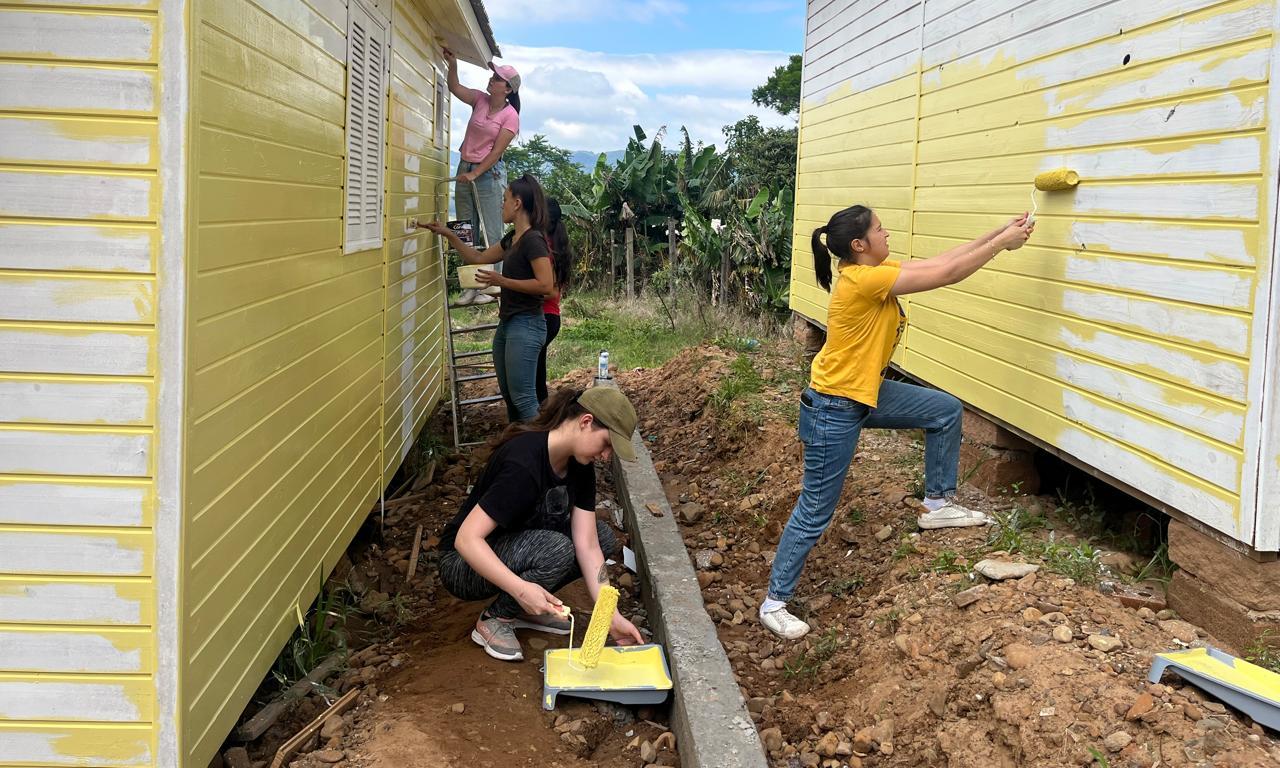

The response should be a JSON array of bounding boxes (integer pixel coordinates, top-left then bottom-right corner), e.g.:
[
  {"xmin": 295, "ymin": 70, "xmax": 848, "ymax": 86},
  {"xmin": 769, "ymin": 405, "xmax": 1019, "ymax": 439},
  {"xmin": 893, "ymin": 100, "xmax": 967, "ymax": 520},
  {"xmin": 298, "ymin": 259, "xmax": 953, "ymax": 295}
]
[
  {"xmin": 437, "ymin": 387, "xmax": 646, "ymax": 662},
  {"xmin": 424, "ymin": 173, "xmax": 554, "ymax": 422}
]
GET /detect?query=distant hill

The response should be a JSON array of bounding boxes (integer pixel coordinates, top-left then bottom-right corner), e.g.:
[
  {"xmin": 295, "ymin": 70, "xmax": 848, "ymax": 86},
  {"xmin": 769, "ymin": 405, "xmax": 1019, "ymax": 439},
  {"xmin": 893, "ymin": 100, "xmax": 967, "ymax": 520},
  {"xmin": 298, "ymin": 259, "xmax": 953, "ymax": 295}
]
[
  {"xmin": 448, "ymin": 148, "xmax": 625, "ymax": 174},
  {"xmin": 570, "ymin": 150, "xmax": 626, "ymax": 170}
]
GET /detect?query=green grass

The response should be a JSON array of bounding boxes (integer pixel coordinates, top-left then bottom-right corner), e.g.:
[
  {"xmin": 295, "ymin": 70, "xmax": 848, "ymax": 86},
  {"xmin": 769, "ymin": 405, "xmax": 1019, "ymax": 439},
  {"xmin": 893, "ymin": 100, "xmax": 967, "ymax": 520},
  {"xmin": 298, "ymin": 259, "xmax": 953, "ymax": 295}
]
[
  {"xmin": 825, "ymin": 575, "xmax": 865, "ymax": 597},
  {"xmin": 709, "ymin": 354, "xmax": 765, "ymax": 411},
  {"xmin": 546, "ymin": 291, "xmax": 782, "ymax": 379},
  {"xmin": 928, "ymin": 549, "xmax": 968, "ymax": 574},
  {"xmin": 892, "ymin": 534, "xmax": 920, "ymax": 561},
  {"xmin": 783, "ymin": 629, "xmax": 843, "ymax": 679},
  {"xmin": 1245, "ymin": 630, "xmax": 1280, "ymax": 674},
  {"xmin": 269, "ymin": 582, "xmax": 355, "ymax": 691},
  {"xmin": 985, "ymin": 504, "xmax": 1049, "ymax": 554},
  {"xmin": 845, "ymin": 504, "xmax": 867, "ymax": 525}
]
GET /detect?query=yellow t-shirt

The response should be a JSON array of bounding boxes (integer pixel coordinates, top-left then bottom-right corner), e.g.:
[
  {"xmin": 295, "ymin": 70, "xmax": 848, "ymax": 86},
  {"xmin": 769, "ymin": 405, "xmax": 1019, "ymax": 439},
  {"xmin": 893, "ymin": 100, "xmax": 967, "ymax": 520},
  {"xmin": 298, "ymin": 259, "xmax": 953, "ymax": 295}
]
[{"xmin": 809, "ymin": 261, "xmax": 905, "ymax": 407}]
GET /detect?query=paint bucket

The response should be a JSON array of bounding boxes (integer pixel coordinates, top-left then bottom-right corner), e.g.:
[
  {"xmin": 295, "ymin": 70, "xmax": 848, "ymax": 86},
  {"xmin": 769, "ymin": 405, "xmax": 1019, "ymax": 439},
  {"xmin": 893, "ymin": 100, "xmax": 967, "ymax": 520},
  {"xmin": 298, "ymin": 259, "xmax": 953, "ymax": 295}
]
[{"xmin": 457, "ymin": 264, "xmax": 484, "ymax": 289}]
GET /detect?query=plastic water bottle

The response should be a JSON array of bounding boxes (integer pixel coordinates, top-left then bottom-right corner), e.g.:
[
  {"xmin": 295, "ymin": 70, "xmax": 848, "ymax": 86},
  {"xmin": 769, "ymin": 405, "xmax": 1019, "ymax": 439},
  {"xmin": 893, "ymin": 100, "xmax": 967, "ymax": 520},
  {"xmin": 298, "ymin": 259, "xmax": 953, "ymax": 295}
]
[{"xmin": 597, "ymin": 350, "xmax": 610, "ymax": 380}]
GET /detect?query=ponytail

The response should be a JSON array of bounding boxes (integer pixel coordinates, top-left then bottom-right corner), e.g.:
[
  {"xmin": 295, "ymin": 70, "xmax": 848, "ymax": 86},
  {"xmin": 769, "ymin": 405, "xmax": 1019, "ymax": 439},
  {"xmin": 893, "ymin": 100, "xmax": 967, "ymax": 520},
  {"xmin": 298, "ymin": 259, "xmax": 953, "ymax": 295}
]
[
  {"xmin": 495, "ymin": 387, "xmax": 592, "ymax": 444},
  {"xmin": 507, "ymin": 91, "xmax": 521, "ymax": 114},
  {"xmin": 812, "ymin": 205, "xmax": 874, "ymax": 292},
  {"xmin": 546, "ymin": 198, "xmax": 573, "ymax": 292},
  {"xmin": 812, "ymin": 226, "xmax": 832, "ymax": 291}
]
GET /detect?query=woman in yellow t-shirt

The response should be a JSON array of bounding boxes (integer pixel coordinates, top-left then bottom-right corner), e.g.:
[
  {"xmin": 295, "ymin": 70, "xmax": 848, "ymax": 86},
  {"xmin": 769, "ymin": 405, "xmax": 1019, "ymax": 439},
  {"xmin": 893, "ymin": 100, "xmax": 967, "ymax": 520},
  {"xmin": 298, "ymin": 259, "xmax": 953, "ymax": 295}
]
[{"xmin": 759, "ymin": 204, "xmax": 1033, "ymax": 641}]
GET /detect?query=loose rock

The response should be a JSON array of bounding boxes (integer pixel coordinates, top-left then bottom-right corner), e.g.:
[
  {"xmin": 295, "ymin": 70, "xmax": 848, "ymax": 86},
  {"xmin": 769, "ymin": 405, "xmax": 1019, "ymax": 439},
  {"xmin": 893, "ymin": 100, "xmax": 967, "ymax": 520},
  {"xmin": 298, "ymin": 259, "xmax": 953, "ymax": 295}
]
[
  {"xmin": 1158, "ymin": 619, "xmax": 1199, "ymax": 645},
  {"xmin": 1052, "ymin": 626, "xmax": 1073, "ymax": 643},
  {"xmin": 974, "ymin": 559, "xmax": 1040, "ymax": 581},
  {"xmin": 1087, "ymin": 634, "xmax": 1123, "ymax": 653},
  {"xmin": 312, "ymin": 750, "xmax": 345, "ymax": 764},
  {"xmin": 1125, "ymin": 692, "xmax": 1154, "ymax": 721},
  {"xmin": 760, "ymin": 727, "xmax": 783, "ymax": 753},
  {"xmin": 450, "ymin": 702, "xmax": 465, "ymax": 714},
  {"xmin": 1103, "ymin": 731, "xmax": 1132, "ymax": 752},
  {"xmin": 1004, "ymin": 643, "xmax": 1035, "ymax": 670},
  {"xmin": 874, "ymin": 525, "xmax": 894, "ymax": 542},
  {"xmin": 816, "ymin": 731, "xmax": 839, "ymax": 758},
  {"xmin": 320, "ymin": 714, "xmax": 346, "ymax": 740},
  {"xmin": 954, "ymin": 585, "xmax": 988, "ymax": 608}
]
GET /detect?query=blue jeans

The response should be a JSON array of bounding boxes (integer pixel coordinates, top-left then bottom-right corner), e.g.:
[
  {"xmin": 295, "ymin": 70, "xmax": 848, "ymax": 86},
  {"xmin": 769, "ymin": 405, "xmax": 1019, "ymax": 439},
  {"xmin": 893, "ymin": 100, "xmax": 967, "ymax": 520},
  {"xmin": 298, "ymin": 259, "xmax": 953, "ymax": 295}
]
[
  {"xmin": 456, "ymin": 159, "xmax": 505, "ymax": 248},
  {"xmin": 767, "ymin": 379, "xmax": 963, "ymax": 601},
  {"xmin": 492, "ymin": 311, "xmax": 546, "ymax": 422}
]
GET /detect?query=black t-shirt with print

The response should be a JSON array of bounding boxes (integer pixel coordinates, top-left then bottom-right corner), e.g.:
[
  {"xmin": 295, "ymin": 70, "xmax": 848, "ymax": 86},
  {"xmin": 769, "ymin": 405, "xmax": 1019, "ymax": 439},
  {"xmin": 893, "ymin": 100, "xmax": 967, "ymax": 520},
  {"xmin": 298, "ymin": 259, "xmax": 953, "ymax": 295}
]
[
  {"xmin": 498, "ymin": 229, "xmax": 550, "ymax": 320},
  {"xmin": 437, "ymin": 431, "xmax": 596, "ymax": 551}
]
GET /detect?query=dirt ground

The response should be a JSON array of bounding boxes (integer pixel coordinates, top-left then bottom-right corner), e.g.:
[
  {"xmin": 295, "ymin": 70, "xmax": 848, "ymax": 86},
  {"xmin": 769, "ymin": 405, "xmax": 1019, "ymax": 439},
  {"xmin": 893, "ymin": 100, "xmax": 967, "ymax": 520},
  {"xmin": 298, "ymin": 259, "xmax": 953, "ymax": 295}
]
[
  {"xmin": 230, "ymin": 340, "xmax": 1280, "ymax": 768},
  {"xmin": 227, "ymin": 369, "xmax": 680, "ymax": 768},
  {"xmin": 618, "ymin": 343, "xmax": 1280, "ymax": 768}
]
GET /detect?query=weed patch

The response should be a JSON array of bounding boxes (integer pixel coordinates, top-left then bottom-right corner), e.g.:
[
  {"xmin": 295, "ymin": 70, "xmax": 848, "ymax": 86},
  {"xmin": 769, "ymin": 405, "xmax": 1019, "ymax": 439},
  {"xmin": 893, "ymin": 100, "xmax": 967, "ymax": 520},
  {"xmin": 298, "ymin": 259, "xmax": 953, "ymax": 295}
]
[{"xmin": 783, "ymin": 629, "xmax": 842, "ymax": 679}]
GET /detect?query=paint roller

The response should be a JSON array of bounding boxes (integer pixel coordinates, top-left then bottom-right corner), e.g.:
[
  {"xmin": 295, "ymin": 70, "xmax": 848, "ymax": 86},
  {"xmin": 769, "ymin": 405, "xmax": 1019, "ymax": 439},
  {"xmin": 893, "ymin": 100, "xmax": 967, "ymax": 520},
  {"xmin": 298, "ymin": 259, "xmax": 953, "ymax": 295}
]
[
  {"xmin": 576, "ymin": 585, "xmax": 618, "ymax": 669},
  {"xmin": 1028, "ymin": 167, "xmax": 1079, "ymax": 225}
]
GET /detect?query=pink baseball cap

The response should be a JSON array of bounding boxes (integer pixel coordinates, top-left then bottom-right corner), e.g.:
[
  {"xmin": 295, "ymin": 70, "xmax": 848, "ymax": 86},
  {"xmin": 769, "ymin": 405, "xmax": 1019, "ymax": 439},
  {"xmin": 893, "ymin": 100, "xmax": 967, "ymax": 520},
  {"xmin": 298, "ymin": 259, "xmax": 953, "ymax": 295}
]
[{"xmin": 488, "ymin": 62, "xmax": 521, "ymax": 93}]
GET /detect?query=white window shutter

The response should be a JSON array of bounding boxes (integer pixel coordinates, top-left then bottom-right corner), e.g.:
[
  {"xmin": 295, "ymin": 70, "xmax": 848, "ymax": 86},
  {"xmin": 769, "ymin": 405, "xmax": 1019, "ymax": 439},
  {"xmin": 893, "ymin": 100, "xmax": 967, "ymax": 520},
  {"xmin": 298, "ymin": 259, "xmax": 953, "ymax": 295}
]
[
  {"xmin": 345, "ymin": 1, "xmax": 387, "ymax": 254},
  {"xmin": 434, "ymin": 71, "xmax": 447, "ymax": 148}
]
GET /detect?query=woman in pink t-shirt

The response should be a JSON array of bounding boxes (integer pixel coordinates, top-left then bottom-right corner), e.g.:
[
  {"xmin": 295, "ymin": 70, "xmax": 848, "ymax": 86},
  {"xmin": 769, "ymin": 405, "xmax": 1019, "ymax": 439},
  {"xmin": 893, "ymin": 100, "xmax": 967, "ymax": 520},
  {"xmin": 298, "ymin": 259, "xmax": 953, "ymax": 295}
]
[{"xmin": 444, "ymin": 48, "xmax": 521, "ymax": 304}]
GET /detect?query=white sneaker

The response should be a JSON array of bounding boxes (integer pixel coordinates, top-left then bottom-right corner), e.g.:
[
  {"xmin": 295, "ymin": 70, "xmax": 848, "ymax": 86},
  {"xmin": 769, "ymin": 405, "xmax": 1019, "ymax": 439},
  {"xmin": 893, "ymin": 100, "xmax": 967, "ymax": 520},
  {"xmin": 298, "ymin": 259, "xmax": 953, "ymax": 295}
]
[
  {"xmin": 455, "ymin": 288, "xmax": 478, "ymax": 306},
  {"xmin": 917, "ymin": 499, "xmax": 991, "ymax": 530},
  {"xmin": 480, "ymin": 285, "xmax": 501, "ymax": 296},
  {"xmin": 759, "ymin": 605, "xmax": 810, "ymax": 640},
  {"xmin": 472, "ymin": 293, "xmax": 495, "ymax": 304}
]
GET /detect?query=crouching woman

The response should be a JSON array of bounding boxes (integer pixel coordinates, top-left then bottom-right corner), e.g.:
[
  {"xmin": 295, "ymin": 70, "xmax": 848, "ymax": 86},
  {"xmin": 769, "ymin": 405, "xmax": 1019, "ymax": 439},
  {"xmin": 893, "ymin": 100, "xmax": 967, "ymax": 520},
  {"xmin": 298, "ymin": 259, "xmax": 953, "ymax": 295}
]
[{"xmin": 437, "ymin": 387, "xmax": 646, "ymax": 661}]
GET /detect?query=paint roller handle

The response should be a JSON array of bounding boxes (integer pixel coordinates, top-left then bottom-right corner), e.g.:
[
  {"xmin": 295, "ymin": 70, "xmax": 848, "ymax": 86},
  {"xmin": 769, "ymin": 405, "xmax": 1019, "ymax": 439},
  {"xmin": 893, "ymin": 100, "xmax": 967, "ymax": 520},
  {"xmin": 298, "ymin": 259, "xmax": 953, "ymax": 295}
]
[{"xmin": 512, "ymin": 579, "xmax": 565, "ymax": 617}]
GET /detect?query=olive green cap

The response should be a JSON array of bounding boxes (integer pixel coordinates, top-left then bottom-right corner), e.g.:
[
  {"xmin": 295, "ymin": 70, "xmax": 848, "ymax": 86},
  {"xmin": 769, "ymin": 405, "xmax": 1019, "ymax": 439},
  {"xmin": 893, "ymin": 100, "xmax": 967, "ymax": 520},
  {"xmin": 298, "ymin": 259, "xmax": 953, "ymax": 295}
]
[{"xmin": 579, "ymin": 387, "xmax": 638, "ymax": 462}]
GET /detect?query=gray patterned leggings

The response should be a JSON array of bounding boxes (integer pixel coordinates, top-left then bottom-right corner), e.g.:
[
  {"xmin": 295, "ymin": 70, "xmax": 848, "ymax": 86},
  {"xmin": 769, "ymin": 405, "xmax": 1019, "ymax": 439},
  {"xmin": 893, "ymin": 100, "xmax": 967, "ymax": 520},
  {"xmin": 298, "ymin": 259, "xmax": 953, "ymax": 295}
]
[{"xmin": 438, "ymin": 520, "xmax": 619, "ymax": 619}]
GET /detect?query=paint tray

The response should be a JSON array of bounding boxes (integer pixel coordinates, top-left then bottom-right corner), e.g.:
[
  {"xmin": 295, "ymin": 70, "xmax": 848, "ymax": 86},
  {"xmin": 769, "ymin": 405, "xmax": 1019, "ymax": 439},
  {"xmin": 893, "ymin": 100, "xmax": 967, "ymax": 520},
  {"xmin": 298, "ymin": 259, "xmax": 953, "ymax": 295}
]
[
  {"xmin": 542, "ymin": 644, "xmax": 673, "ymax": 710},
  {"xmin": 1148, "ymin": 646, "xmax": 1280, "ymax": 729}
]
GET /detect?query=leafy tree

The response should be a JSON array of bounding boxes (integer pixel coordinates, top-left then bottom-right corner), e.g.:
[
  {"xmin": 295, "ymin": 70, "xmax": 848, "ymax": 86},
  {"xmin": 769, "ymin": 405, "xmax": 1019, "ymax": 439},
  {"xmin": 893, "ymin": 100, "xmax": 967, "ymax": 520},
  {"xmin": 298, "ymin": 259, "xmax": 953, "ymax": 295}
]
[
  {"xmin": 722, "ymin": 116, "xmax": 797, "ymax": 198},
  {"xmin": 503, "ymin": 134, "xmax": 591, "ymax": 203},
  {"xmin": 751, "ymin": 54, "xmax": 802, "ymax": 117}
]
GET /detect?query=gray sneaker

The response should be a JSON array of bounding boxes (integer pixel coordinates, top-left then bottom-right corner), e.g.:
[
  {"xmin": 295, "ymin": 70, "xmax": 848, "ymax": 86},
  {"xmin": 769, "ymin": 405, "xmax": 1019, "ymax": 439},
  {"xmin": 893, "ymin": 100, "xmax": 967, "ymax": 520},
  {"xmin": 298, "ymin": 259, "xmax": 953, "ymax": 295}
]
[
  {"xmin": 455, "ymin": 288, "xmax": 479, "ymax": 306},
  {"xmin": 471, "ymin": 613, "xmax": 523, "ymax": 661},
  {"xmin": 511, "ymin": 611, "xmax": 571, "ymax": 635}
]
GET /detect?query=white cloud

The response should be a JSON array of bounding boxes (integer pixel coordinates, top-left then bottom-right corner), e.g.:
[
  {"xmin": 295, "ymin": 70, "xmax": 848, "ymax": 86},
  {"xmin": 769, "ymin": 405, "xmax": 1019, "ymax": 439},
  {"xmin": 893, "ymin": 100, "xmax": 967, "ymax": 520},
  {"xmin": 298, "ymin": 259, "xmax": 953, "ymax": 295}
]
[
  {"xmin": 451, "ymin": 43, "xmax": 795, "ymax": 153},
  {"xmin": 484, "ymin": 0, "xmax": 687, "ymax": 24}
]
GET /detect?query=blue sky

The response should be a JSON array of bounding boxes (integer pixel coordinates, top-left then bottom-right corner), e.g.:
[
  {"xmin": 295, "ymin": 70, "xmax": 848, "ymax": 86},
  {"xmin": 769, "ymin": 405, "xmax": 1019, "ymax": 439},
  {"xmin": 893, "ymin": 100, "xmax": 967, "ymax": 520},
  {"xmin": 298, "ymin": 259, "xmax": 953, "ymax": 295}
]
[{"xmin": 452, "ymin": 0, "xmax": 802, "ymax": 154}]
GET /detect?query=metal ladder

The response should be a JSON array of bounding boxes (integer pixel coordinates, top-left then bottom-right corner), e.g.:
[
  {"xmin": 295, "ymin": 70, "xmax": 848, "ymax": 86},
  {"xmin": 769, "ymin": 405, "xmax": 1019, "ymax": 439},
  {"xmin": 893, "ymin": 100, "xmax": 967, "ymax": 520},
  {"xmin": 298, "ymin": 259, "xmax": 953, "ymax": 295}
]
[{"xmin": 435, "ymin": 176, "xmax": 502, "ymax": 448}]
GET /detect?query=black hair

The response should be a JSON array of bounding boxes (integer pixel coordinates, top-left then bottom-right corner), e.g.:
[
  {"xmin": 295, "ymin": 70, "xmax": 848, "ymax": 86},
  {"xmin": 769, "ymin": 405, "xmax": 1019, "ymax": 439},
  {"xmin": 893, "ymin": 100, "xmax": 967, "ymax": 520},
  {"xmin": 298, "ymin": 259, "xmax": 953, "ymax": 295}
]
[
  {"xmin": 494, "ymin": 387, "xmax": 602, "ymax": 446},
  {"xmin": 812, "ymin": 205, "xmax": 874, "ymax": 291},
  {"xmin": 508, "ymin": 173, "xmax": 548, "ymax": 233},
  {"xmin": 507, "ymin": 91, "xmax": 521, "ymax": 114},
  {"xmin": 545, "ymin": 198, "xmax": 573, "ymax": 292}
]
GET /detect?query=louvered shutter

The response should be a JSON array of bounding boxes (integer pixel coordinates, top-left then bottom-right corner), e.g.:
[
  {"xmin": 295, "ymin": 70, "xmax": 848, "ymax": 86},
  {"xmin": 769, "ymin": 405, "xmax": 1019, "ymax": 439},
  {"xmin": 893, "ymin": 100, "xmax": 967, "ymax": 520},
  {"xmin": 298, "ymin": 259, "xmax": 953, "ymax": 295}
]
[{"xmin": 344, "ymin": 1, "xmax": 387, "ymax": 254}]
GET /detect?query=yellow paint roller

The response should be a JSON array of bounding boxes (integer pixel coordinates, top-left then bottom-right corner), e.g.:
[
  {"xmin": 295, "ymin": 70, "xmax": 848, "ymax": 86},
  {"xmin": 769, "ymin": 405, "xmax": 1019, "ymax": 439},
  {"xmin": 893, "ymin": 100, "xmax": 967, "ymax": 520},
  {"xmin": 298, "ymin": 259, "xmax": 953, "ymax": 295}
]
[
  {"xmin": 1029, "ymin": 167, "xmax": 1079, "ymax": 224},
  {"xmin": 1034, "ymin": 168, "xmax": 1080, "ymax": 191},
  {"xmin": 576, "ymin": 585, "xmax": 618, "ymax": 669}
]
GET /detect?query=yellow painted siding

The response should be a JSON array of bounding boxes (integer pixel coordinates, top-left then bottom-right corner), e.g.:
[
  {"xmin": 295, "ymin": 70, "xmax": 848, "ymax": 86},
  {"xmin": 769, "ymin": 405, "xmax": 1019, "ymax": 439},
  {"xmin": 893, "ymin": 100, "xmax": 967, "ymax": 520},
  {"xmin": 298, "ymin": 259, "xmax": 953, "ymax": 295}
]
[
  {"xmin": 0, "ymin": 2, "xmax": 161, "ymax": 764},
  {"xmin": 182, "ymin": 0, "xmax": 454, "ymax": 763},
  {"xmin": 182, "ymin": 0, "xmax": 383, "ymax": 762},
  {"xmin": 791, "ymin": 0, "xmax": 1279, "ymax": 546},
  {"xmin": 383, "ymin": 0, "xmax": 450, "ymax": 482}
]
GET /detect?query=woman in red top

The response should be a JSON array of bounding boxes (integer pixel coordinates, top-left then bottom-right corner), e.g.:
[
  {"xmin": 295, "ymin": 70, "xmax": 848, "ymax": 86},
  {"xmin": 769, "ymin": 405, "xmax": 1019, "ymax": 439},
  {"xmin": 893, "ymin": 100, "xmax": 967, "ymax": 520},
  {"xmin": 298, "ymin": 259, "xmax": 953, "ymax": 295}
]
[{"xmin": 537, "ymin": 199, "xmax": 573, "ymax": 404}]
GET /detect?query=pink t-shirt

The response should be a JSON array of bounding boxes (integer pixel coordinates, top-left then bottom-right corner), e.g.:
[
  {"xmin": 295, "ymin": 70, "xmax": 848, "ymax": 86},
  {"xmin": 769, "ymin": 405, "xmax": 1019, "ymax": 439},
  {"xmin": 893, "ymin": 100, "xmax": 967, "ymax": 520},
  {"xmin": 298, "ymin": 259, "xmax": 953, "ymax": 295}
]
[{"xmin": 459, "ymin": 88, "xmax": 519, "ymax": 163}]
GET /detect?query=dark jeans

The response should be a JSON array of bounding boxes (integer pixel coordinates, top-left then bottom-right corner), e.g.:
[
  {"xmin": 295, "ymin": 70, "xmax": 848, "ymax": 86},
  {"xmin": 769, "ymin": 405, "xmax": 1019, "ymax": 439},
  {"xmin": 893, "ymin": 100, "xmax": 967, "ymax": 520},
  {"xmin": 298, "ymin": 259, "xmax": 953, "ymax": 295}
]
[
  {"xmin": 536, "ymin": 312, "xmax": 562, "ymax": 404},
  {"xmin": 492, "ymin": 311, "xmax": 546, "ymax": 422},
  {"xmin": 438, "ymin": 519, "xmax": 619, "ymax": 619},
  {"xmin": 768, "ymin": 379, "xmax": 963, "ymax": 600}
]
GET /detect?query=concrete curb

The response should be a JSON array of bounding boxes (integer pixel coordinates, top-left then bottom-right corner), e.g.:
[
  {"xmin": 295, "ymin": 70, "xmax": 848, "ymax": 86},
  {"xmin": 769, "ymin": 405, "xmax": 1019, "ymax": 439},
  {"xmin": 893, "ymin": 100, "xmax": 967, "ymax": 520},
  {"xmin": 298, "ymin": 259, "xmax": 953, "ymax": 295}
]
[{"xmin": 602, "ymin": 379, "xmax": 768, "ymax": 768}]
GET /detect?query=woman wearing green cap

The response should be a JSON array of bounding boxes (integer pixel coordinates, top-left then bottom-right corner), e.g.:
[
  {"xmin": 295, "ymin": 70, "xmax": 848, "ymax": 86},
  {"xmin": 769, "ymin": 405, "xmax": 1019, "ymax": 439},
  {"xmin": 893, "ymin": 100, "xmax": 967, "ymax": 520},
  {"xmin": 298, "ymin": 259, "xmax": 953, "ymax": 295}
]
[{"xmin": 437, "ymin": 386, "xmax": 645, "ymax": 662}]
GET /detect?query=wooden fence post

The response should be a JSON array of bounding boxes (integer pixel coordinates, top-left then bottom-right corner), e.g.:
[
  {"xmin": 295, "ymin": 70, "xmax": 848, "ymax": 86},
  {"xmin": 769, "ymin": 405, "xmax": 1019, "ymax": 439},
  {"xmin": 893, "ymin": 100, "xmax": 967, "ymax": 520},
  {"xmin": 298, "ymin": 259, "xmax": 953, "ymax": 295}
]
[{"xmin": 625, "ymin": 226, "xmax": 635, "ymax": 300}]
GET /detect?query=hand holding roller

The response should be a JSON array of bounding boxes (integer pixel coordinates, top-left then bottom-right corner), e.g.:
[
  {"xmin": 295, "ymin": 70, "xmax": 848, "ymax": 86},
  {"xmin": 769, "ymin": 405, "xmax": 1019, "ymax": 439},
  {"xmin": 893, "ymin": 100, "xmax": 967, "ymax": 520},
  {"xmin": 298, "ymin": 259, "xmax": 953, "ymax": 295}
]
[{"xmin": 1029, "ymin": 167, "xmax": 1079, "ymax": 224}]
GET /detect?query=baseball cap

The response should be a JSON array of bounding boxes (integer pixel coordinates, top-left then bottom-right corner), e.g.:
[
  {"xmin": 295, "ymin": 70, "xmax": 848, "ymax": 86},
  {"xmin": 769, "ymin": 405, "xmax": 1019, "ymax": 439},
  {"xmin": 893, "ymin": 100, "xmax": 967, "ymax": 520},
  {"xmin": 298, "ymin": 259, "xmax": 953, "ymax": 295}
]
[
  {"xmin": 488, "ymin": 62, "xmax": 521, "ymax": 93},
  {"xmin": 578, "ymin": 387, "xmax": 637, "ymax": 462}
]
